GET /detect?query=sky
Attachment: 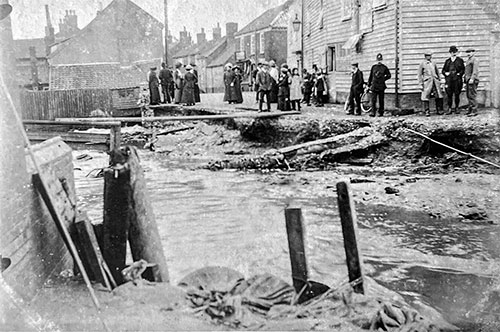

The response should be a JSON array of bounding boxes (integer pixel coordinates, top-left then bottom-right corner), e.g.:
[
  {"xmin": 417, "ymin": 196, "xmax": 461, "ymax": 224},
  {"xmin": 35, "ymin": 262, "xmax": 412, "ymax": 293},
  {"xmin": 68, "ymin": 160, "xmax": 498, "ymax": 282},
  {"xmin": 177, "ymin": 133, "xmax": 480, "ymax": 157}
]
[{"xmin": 10, "ymin": 0, "xmax": 286, "ymax": 40}]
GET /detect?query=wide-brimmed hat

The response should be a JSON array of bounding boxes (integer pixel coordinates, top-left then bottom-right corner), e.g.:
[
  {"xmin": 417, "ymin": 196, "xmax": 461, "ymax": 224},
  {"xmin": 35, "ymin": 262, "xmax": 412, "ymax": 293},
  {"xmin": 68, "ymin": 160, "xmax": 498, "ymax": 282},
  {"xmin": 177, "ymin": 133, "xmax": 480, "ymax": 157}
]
[
  {"xmin": 232, "ymin": 65, "xmax": 240, "ymax": 71},
  {"xmin": 150, "ymin": 66, "xmax": 157, "ymax": 70},
  {"xmin": 186, "ymin": 64, "xmax": 193, "ymax": 70},
  {"xmin": 351, "ymin": 62, "xmax": 359, "ymax": 67},
  {"xmin": 269, "ymin": 60, "xmax": 276, "ymax": 66},
  {"xmin": 175, "ymin": 62, "xmax": 183, "ymax": 68},
  {"xmin": 424, "ymin": 50, "xmax": 432, "ymax": 56},
  {"xmin": 261, "ymin": 61, "xmax": 269, "ymax": 66},
  {"xmin": 466, "ymin": 48, "xmax": 475, "ymax": 53},
  {"xmin": 449, "ymin": 46, "xmax": 458, "ymax": 53}
]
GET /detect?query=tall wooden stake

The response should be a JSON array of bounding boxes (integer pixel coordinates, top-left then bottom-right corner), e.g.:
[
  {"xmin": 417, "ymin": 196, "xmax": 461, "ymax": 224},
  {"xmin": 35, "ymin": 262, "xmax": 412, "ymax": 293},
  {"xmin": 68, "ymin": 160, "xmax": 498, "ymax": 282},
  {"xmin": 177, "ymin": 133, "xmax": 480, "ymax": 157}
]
[
  {"xmin": 336, "ymin": 181, "xmax": 364, "ymax": 294},
  {"xmin": 284, "ymin": 208, "xmax": 308, "ymax": 293},
  {"xmin": 127, "ymin": 147, "xmax": 169, "ymax": 283}
]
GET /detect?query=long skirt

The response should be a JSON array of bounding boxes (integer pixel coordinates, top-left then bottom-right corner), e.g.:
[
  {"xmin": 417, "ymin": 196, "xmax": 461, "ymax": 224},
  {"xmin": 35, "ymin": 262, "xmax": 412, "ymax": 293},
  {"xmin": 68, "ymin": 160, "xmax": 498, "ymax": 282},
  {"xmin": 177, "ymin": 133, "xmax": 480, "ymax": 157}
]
[{"xmin": 174, "ymin": 88, "xmax": 182, "ymax": 104}]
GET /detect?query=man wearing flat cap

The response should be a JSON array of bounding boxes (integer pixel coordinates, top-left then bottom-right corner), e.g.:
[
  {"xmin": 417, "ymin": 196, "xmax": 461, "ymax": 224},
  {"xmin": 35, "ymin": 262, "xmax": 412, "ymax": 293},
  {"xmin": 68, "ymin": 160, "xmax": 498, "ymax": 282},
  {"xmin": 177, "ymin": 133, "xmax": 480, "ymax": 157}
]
[
  {"xmin": 464, "ymin": 48, "xmax": 480, "ymax": 116},
  {"xmin": 347, "ymin": 62, "xmax": 365, "ymax": 115},
  {"xmin": 442, "ymin": 46, "xmax": 465, "ymax": 114},
  {"xmin": 418, "ymin": 51, "xmax": 443, "ymax": 116}
]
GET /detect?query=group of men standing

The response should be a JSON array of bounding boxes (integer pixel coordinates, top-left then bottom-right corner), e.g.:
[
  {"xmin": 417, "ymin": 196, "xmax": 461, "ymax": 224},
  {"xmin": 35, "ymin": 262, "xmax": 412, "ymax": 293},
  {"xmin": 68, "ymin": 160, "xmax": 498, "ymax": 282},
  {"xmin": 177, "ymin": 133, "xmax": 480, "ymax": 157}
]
[
  {"xmin": 418, "ymin": 46, "xmax": 479, "ymax": 117},
  {"xmin": 147, "ymin": 62, "xmax": 201, "ymax": 106},
  {"xmin": 347, "ymin": 46, "xmax": 480, "ymax": 117}
]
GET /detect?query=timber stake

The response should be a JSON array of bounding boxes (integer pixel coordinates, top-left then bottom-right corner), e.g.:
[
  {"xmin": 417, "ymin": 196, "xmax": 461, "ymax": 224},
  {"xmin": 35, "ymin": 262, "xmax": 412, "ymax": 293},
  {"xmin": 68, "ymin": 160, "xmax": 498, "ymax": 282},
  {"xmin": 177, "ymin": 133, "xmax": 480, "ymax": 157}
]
[{"xmin": 336, "ymin": 181, "xmax": 364, "ymax": 294}]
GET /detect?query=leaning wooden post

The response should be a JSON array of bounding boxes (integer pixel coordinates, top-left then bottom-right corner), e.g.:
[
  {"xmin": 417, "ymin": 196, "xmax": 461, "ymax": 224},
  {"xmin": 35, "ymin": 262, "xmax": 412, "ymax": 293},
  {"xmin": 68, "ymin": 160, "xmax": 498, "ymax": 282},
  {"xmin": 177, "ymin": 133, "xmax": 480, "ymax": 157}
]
[
  {"xmin": 127, "ymin": 147, "xmax": 170, "ymax": 283},
  {"xmin": 336, "ymin": 181, "xmax": 364, "ymax": 294},
  {"xmin": 103, "ymin": 163, "xmax": 132, "ymax": 285},
  {"xmin": 284, "ymin": 207, "xmax": 309, "ymax": 294},
  {"xmin": 109, "ymin": 123, "xmax": 121, "ymax": 151}
]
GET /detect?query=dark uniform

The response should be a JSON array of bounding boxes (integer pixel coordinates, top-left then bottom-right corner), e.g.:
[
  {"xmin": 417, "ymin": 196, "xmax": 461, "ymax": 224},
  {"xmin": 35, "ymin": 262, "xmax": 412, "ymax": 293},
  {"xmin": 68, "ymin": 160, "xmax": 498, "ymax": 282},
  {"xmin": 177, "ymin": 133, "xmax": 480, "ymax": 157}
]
[
  {"xmin": 347, "ymin": 64, "xmax": 365, "ymax": 115},
  {"xmin": 368, "ymin": 54, "xmax": 391, "ymax": 117}
]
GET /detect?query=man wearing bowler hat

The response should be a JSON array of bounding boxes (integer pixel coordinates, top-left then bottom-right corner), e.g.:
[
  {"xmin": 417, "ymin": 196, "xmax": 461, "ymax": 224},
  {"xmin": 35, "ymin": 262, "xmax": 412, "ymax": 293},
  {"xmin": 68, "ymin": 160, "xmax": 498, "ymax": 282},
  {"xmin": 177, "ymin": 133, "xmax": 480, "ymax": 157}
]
[
  {"xmin": 367, "ymin": 53, "xmax": 391, "ymax": 117},
  {"xmin": 464, "ymin": 48, "xmax": 480, "ymax": 116},
  {"xmin": 346, "ymin": 62, "xmax": 365, "ymax": 115},
  {"xmin": 442, "ymin": 46, "xmax": 465, "ymax": 114},
  {"xmin": 418, "ymin": 50, "xmax": 444, "ymax": 116}
]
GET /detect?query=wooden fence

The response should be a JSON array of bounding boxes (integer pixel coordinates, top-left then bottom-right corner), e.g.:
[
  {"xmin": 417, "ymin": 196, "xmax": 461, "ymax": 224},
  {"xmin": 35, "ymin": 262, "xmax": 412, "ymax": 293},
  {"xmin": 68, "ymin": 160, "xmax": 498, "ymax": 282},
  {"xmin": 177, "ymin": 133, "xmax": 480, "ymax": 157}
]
[{"xmin": 20, "ymin": 89, "xmax": 113, "ymax": 120}]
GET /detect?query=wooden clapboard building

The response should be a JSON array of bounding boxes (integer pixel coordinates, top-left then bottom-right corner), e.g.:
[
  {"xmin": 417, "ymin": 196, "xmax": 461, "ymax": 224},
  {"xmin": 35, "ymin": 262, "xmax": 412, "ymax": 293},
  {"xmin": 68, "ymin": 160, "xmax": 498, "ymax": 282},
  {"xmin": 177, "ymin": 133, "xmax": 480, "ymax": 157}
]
[{"xmin": 302, "ymin": 0, "xmax": 500, "ymax": 108}]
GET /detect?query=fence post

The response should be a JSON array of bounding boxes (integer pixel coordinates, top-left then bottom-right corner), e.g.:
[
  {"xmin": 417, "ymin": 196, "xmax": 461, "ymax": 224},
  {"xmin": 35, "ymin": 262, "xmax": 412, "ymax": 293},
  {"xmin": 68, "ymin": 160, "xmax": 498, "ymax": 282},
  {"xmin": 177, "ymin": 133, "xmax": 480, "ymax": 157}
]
[
  {"xmin": 109, "ymin": 124, "xmax": 121, "ymax": 151},
  {"xmin": 336, "ymin": 181, "xmax": 364, "ymax": 294}
]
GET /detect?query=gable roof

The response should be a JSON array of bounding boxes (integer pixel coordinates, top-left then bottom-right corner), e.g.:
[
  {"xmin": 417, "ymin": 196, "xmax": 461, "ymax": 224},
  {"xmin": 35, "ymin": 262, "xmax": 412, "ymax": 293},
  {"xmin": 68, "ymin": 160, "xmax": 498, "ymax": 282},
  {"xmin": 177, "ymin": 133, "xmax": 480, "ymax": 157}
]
[
  {"xmin": 235, "ymin": 0, "xmax": 293, "ymax": 36},
  {"xmin": 207, "ymin": 41, "xmax": 237, "ymax": 68},
  {"xmin": 13, "ymin": 38, "xmax": 46, "ymax": 59},
  {"xmin": 49, "ymin": 59, "xmax": 160, "ymax": 90},
  {"xmin": 173, "ymin": 37, "xmax": 228, "ymax": 60},
  {"xmin": 49, "ymin": 0, "xmax": 163, "ymax": 60}
]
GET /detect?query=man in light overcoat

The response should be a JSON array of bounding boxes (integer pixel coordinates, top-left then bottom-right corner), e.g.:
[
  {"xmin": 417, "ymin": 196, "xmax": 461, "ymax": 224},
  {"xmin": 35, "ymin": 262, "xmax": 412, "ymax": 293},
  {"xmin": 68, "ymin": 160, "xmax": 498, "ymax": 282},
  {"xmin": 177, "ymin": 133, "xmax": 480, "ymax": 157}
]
[{"xmin": 418, "ymin": 51, "xmax": 443, "ymax": 116}]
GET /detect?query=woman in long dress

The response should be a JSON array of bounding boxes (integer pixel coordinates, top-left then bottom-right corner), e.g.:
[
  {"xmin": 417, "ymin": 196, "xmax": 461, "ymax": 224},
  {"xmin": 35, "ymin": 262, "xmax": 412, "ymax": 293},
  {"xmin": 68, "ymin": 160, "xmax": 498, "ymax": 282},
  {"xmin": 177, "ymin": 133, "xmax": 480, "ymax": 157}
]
[
  {"xmin": 223, "ymin": 63, "xmax": 234, "ymax": 101},
  {"xmin": 229, "ymin": 66, "xmax": 244, "ymax": 104},
  {"xmin": 148, "ymin": 67, "xmax": 161, "ymax": 105},
  {"xmin": 174, "ymin": 62, "xmax": 184, "ymax": 104},
  {"xmin": 181, "ymin": 65, "xmax": 197, "ymax": 106}
]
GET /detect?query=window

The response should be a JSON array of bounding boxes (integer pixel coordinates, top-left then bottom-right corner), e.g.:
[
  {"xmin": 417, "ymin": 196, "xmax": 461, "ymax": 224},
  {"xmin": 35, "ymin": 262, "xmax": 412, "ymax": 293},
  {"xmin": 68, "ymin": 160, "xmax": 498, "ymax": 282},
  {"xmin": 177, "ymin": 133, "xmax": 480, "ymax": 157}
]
[
  {"xmin": 259, "ymin": 33, "xmax": 265, "ymax": 54},
  {"xmin": 327, "ymin": 46, "xmax": 335, "ymax": 72},
  {"xmin": 341, "ymin": 0, "xmax": 352, "ymax": 21},
  {"xmin": 335, "ymin": 43, "xmax": 351, "ymax": 72},
  {"xmin": 250, "ymin": 35, "xmax": 256, "ymax": 55},
  {"xmin": 372, "ymin": 0, "xmax": 387, "ymax": 10}
]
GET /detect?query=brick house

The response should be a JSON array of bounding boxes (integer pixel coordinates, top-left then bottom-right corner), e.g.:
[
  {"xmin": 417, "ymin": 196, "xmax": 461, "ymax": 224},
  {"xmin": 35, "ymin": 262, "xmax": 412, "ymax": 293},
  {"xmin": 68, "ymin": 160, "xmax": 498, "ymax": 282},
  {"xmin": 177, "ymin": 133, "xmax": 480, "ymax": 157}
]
[
  {"xmin": 49, "ymin": 0, "xmax": 163, "ymax": 65},
  {"xmin": 234, "ymin": 0, "xmax": 293, "ymax": 88},
  {"xmin": 302, "ymin": 0, "xmax": 500, "ymax": 108}
]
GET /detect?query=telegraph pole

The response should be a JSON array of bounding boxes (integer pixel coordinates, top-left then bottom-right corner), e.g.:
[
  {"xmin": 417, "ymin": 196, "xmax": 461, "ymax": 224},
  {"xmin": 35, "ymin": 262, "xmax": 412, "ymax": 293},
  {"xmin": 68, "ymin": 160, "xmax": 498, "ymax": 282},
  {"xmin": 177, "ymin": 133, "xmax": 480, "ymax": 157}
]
[{"xmin": 164, "ymin": 0, "xmax": 168, "ymax": 65}]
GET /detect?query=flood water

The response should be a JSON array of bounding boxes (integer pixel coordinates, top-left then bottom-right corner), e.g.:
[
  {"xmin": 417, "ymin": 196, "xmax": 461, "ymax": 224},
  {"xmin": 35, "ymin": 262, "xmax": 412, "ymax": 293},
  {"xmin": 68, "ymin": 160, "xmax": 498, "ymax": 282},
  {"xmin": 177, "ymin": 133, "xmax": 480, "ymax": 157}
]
[{"xmin": 75, "ymin": 151, "xmax": 500, "ymax": 329}]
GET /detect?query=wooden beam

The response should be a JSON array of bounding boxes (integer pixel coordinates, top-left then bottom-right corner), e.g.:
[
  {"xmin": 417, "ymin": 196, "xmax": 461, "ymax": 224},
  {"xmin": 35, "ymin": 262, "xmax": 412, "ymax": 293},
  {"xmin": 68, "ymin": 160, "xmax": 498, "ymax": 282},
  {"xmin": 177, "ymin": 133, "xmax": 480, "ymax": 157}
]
[
  {"xmin": 23, "ymin": 120, "xmax": 121, "ymax": 127},
  {"xmin": 127, "ymin": 147, "xmax": 169, "ymax": 283},
  {"xmin": 336, "ymin": 181, "xmax": 364, "ymax": 294},
  {"xmin": 54, "ymin": 111, "xmax": 301, "ymax": 123},
  {"xmin": 284, "ymin": 208, "xmax": 309, "ymax": 293}
]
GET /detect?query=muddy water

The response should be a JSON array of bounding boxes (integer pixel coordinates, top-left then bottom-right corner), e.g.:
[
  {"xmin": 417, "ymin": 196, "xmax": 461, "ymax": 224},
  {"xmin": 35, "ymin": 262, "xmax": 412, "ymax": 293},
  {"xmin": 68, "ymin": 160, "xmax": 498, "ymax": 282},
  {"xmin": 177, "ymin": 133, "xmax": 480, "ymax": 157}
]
[{"xmin": 75, "ymin": 151, "xmax": 499, "ymax": 328}]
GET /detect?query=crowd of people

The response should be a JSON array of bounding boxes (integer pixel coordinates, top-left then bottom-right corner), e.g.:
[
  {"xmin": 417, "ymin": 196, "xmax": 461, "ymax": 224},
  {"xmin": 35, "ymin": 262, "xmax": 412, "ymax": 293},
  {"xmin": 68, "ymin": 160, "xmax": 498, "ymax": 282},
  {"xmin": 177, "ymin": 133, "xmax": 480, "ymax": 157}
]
[
  {"xmin": 147, "ymin": 62, "xmax": 201, "ymax": 106},
  {"xmin": 223, "ymin": 60, "xmax": 330, "ymax": 112},
  {"xmin": 152, "ymin": 45, "xmax": 479, "ymax": 117}
]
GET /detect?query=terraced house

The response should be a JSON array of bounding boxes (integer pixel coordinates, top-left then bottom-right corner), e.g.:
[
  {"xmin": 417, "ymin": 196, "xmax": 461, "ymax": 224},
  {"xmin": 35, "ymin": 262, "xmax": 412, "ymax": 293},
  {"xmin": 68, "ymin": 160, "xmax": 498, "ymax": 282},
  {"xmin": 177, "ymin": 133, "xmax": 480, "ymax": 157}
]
[{"xmin": 300, "ymin": 0, "xmax": 500, "ymax": 108}]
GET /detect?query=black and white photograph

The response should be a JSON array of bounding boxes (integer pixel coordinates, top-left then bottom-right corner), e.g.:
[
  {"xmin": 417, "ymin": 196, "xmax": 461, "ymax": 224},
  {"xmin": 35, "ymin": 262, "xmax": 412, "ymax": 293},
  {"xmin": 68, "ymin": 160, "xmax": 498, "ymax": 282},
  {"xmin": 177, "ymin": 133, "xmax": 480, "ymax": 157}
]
[{"xmin": 0, "ymin": 0, "xmax": 499, "ymax": 330}]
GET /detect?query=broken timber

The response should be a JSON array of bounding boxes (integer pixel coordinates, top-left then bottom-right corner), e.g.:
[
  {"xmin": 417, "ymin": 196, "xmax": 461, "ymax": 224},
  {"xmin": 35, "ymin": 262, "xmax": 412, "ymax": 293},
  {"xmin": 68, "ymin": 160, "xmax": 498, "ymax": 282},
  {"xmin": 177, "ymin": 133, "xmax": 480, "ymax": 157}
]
[
  {"xmin": 55, "ymin": 111, "xmax": 300, "ymax": 123},
  {"xmin": 276, "ymin": 127, "xmax": 387, "ymax": 159}
]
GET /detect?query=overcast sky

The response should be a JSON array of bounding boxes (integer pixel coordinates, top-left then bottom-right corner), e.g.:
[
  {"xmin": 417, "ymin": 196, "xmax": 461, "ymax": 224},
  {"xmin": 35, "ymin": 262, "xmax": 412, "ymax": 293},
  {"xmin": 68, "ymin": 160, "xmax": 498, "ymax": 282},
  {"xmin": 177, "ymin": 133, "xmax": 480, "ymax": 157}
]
[{"xmin": 11, "ymin": 0, "xmax": 285, "ymax": 40}]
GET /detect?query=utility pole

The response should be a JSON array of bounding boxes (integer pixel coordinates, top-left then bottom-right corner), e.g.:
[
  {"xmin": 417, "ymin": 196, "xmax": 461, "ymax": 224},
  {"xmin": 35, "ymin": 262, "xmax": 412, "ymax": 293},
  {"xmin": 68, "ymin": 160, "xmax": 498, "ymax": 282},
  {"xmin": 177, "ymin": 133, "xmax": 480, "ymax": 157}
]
[{"xmin": 164, "ymin": 0, "xmax": 168, "ymax": 65}]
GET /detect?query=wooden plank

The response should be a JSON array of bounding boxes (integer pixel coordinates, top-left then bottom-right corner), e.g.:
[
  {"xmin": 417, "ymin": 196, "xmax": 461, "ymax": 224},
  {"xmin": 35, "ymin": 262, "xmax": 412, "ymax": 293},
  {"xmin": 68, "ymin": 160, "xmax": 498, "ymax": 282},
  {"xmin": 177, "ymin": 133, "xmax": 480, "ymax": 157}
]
[
  {"xmin": 75, "ymin": 212, "xmax": 116, "ymax": 289},
  {"xmin": 23, "ymin": 120, "xmax": 121, "ymax": 127},
  {"xmin": 284, "ymin": 208, "xmax": 308, "ymax": 293},
  {"xmin": 55, "ymin": 111, "xmax": 301, "ymax": 123},
  {"xmin": 336, "ymin": 181, "xmax": 364, "ymax": 294},
  {"xmin": 103, "ymin": 165, "xmax": 132, "ymax": 285},
  {"xmin": 127, "ymin": 147, "xmax": 169, "ymax": 283},
  {"xmin": 27, "ymin": 132, "xmax": 109, "ymax": 144}
]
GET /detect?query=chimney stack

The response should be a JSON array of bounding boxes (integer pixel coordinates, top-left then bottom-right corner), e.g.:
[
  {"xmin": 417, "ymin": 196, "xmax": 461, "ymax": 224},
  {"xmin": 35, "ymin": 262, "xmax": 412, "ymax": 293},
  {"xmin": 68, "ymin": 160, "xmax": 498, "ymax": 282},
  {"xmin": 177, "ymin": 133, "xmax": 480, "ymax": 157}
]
[
  {"xmin": 212, "ymin": 22, "xmax": 221, "ymax": 40},
  {"xmin": 226, "ymin": 22, "xmax": 238, "ymax": 39},
  {"xmin": 196, "ymin": 28, "xmax": 206, "ymax": 45},
  {"xmin": 44, "ymin": 5, "xmax": 55, "ymax": 55}
]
